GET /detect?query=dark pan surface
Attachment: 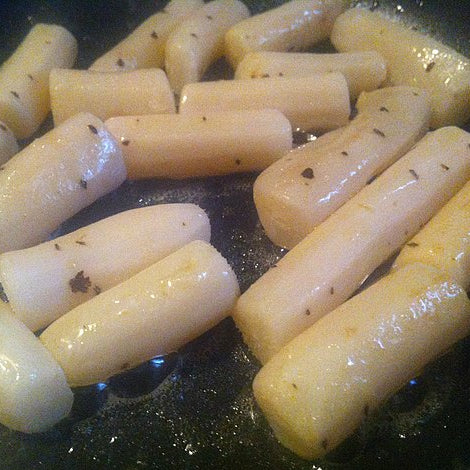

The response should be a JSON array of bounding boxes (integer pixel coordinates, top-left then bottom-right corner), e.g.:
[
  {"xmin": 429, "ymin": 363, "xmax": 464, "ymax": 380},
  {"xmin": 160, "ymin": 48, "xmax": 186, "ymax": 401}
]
[{"xmin": 0, "ymin": 1, "xmax": 470, "ymax": 468}]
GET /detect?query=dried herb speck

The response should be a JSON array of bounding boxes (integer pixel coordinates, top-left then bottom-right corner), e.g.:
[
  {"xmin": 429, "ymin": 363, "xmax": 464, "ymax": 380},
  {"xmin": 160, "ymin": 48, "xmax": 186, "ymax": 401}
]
[
  {"xmin": 235, "ymin": 159, "xmax": 241, "ymax": 165},
  {"xmin": 373, "ymin": 128, "xmax": 386, "ymax": 137},
  {"xmin": 409, "ymin": 169, "xmax": 419, "ymax": 180},
  {"xmin": 54, "ymin": 243, "xmax": 61, "ymax": 251},
  {"xmin": 301, "ymin": 167, "xmax": 314, "ymax": 179},
  {"xmin": 69, "ymin": 271, "xmax": 91, "ymax": 293},
  {"xmin": 305, "ymin": 309, "xmax": 311, "ymax": 316},
  {"xmin": 10, "ymin": 91, "xmax": 19, "ymax": 99},
  {"xmin": 116, "ymin": 58, "xmax": 125, "ymax": 67},
  {"xmin": 93, "ymin": 285, "xmax": 102, "ymax": 295},
  {"xmin": 202, "ymin": 116, "xmax": 207, "ymax": 121},
  {"xmin": 190, "ymin": 33, "xmax": 198, "ymax": 38},
  {"xmin": 0, "ymin": 282, "xmax": 9, "ymax": 303},
  {"xmin": 206, "ymin": 15, "xmax": 213, "ymax": 20},
  {"xmin": 367, "ymin": 175, "xmax": 377, "ymax": 185},
  {"xmin": 341, "ymin": 151, "xmax": 348, "ymax": 156},
  {"xmin": 27, "ymin": 74, "xmax": 34, "ymax": 81},
  {"xmin": 121, "ymin": 139, "xmax": 130, "ymax": 146},
  {"xmin": 261, "ymin": 73, "xmax": 270, "ymax": 78},
  {"xmin": 278, "ymin": 72, "xmax": 284, "ymax": 77},
  {"xmin": 80, "ymin": 179, "xmax": 87, "ymax": 189},
  {"xmin": 407, "ymin": 242, "xmax": 419, "ymax": 247},
  {"xmin": 292, "ymin": 383, "xmax": 298, "ymax": 389},
  {"xmin": 380, "ymin": 106, "xmax": 389, "ymax": 112},
  {"xmin": 88, "ymin": 124, "xmax": 98, "ymax": 134},
  {"xmin": 425, "ymin": 61, "xmax": 435, "ymax": 72},
  {"xmin": 151, "ymin": 31, "xmax": 158, "ymax": 39},
  {"xmin": 0, "ymin": 124, "xmax": 6, "ymax": 131},
  {"xmin": 330, "ymin": 287, "xmax": 334, "ymax": 295},
  {"xmin": 412, "ymin": 91, "xmax": 419, "ymax": 96},
  {"xmin": 440, "ymin": 163, "xmax": 449, "ymax": 170},
  {"xmin": 76, "ymin": 240, "xmax": 86, "ymax": 246}
]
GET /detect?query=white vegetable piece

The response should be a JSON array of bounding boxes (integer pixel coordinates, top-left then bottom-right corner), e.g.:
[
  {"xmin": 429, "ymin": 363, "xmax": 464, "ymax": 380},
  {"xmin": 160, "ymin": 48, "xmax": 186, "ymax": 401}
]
[
  {"xmin": 234, "ymin": 126, "xmax": 470, "ymax": 364},
  {"xmin": 0, "ymin": 305, "xmax": 73, "ymax": 434},
  {"xmin": 50, "ymin": 68, "xmax": 176, "ymax": 125},
  {"xmin": 0, "ymin": 24, "xmax": 77, "ymax": 139},
  {"xmin": 165, "ymin": 0, "xmax": 249, "ymax": 94},
  {"xmin": 89, "ymin": 0, "xmax": 204, "ymax": 72},
  {"xmin": 0, "ymin": 121, "xmax": 18, "ymax": 165},
  {"xmin": 225, "ymin": 0, "xmax": 349, "ymax": 68},
  {"xmin": 0, "ymin": 204, "xmax": 210, "ymax": 332},
  {"xmin": 235, "ymin": 51, "xmax": 386, "ymax": 100},
  {"xmin": 254, "ymin": 263, "xmax": 470, "ymax": 460},
  {"xmin": 0, "ymin": 112, "xmax": 126, "ymax": 253},
  {"xmin": 393, "ymin": 180, "xmax": 470, "ymax": 290},
  {"xmin": 40, "ymin": 240, "xmax": 240, "ymax": 387},
  {"xmin": 180, "ymin": 73, "xmax": 350, "ymax": 132},
  {"xmin": 331, "ymin": 8, "xmax": 470, "ymax": 128},
  {"xmin": 105, "ymin": 109, "xmax": 292, "ymax": 179},
  {"xmin": 254, "ymin": 86, "xmax": 431, "ymax": 249}
]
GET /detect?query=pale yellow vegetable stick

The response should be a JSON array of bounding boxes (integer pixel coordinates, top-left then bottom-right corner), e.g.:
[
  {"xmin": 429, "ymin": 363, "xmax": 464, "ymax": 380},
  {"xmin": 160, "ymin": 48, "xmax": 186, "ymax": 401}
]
[
  {"xmin": 235, "ymin": 51, "xmax": 386, "ymax": 100},
  {"xmin": 331, "ymin": 8, "xmax": 470, "ymax": 128},
  {"xmin": 255, "ymin": 86, "xmax": 431, "ymax": 249},
  {"xmin": 165, "ymin": 0, "xmax": 249, "ymax": 94},
  {"xmin": 0, "ymin": 24, "xmax": 77, "ymax": 139},
  {"xmin": 234, "ymin": 126, "xmax": 470, "ymax": 364},
  {"xmin": 180, "ymin": 73, "xmax": 350, "ymax": 132},
  {"xmin": 0, "ymin": 121, "xmax": 18, "ymax": 165},
  {"xmin": 225, "ymin": 0, "xmax": 349, "ymax": 68},
  {"xmin": 393, "ymin": 180, "xmax": 470, "ymax": 290},
  {"xmin": 254, "ymin": 263, "xmax": 470, "ymax": 460},
  {"xmin": 105, "ymin": 109, "xmax": 292, "ymax": 179},
  {"xmin": 0, "ymin": 112, "xmax": 126, "ymax": 254},
  {"xmin": 40, "ymin": 240, "xmax": 240, "ymax": 387},
  {"xmin": 0, "ymin": 204, "xmax": 210, "ymax": 332},
  {"xmin": 50, "ymin": 68, "xmax": 175, "ymax": 125},
  {"xmin": 89, "ymin": 0, "xmax": 204, "ymax": 72},
  {"xmin": 0, "ymin": 306, "xmax": 73, "ymax": 434}
]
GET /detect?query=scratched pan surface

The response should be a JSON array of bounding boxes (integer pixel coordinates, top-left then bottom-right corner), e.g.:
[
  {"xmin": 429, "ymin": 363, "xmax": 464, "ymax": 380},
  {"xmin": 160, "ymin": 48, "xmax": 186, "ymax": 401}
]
[{"xmin": 0, "ymin": 0, "xmax": 470, "ymax": 468}]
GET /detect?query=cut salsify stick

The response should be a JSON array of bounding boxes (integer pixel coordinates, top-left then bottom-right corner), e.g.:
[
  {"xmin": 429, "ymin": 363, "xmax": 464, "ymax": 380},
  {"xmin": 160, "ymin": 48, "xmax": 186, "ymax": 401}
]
[
  {"xmin": 331, "ymin": 8, "xmax": 470, "ymax": 128},
  {"xmin": 235, "ymin": 51, "xmax": 386, "ymax": 100},
  {"xmin": 40, "ymin": 240, "xmax": 240, "ymax": 387},
  {"xmin": 165, "ymin": 0, "xmax": 249, "ymax": 94},
  {"xmin": 89, "ymin": 0, "xmax": 204, "ymax": 72},
  {"xmin": 0, "ymin": 112, "xmax": 126, "ymax": 254},
  {"xmin": 393, "ymin": 179, "xmax": 470, "ymax": 290},
  {"xmin": 254, "ymin": 86, "xmax": 431, "ymax": 249},
  {"xmin": 0, "ymin": 304, "xmax": 73, "ymax": 434},
  {"xmin": 233, "ymin": 126, "xmax": 470, "ymax": 364},
  {"xmin": 179, "ymin": 73, "xmax": 350, "ymax": 132},
  {"xmin": 0, "ymin": 204, "xmax": 210, "ymax": 332},
  {"xmin": 224, "ymin": 0, "xmax": 349, "ymax": 68},
  {"xmin": 105, "ymin": 109, "xmax": 292, "ymax": 179},
  {"xmin": 50, "ymin": 68, "xmax": 175, "ymax": 125},
  {"xmin": 0, "ymin": 24, "xmax": 77, "ymax": 139},
  {"xmin": 253, "ymin": 263, "xmax": 470, "ymax": 459},
  {"xmin": 0, "ymin": 121, "xmax": 18, "ymax": 165}
]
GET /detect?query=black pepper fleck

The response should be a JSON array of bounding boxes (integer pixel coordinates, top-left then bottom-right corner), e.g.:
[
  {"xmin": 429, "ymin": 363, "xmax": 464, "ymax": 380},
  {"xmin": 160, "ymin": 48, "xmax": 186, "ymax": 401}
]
[
  {"xmin": 341, "ymin": 151, "xmax": 348, "ymax": 156},
  {"xmin": 202, "ymin": 116, "xmax": 207, "ymax": 121},
  {"xmin": 116, "ymin": 58, "xmax": 125, "ymax": 67},
  {"xmin": 206, "ymin": 15, "xmax": 213, "ymax": 20},
  {"xmin": 373, "ymin": 128, "xmax": 386, "ymax": 137},
  {"xmin": 54, "ymin": 243, "xmax": 61, "ymax": 251},
  {"xmin": 261, "ymin": 73, "xmax": 270, "ymax": 78},
  {"xmin": 367, "ymin": 175, "xmax": 377, "ymax": 185},
  {"xmin": 409, "ymin": 169, "xmax": 419, "ymax": 180},
  {"xmin": 121, "ymin": 139, "xmax": 130, "ymax": 146},
  {"xmin": 182, "ymin": 222, "xmax": 186, "ymax": 226},
  {"xmin": 330, "ymin": 287, "xmax": 334, "ymax": 295},
  {"xmin": 407, "ymin": 242, "xmax": 419, "ymax": 247},
  {"xmin": 292, "ymin": 383, "xmax": 298, "ymax": 389},
  {"xmin": 301, "ymin": 167, "xmax": 314, "ymax": 179},
  {"xmin": 0, "ymin": 124, "xmax": 6, "ymax": 131},
  {"xmin": 440, "ymin": 163, "xmax": 449, "ymax": 170},
  {"xmin": 412, "ymin": 91, "xmax": 419, "ymax": 96},
  {"xmin": 93, "ymin": 285, "xmax": 102, "ymax": 295},
  {"xmin": 305, "ymin": 309, "xmax": 311, "ymax": 316},
  {"xmin": 235, "ymin": 159, "xmax": 241, "ymax": 165},
  {"xmin": 151, "ymin": 31, "xmax": 158, "ymax": 39},
  {"xmin": 191, "ymin": 33, "xmax": 198, "ymax": 38},
  {"xmin": 69, "ymin": 271, "xmax": 91, "ymax": 293},
  {"xmin": 380, "ymin": 106, "xmax": 389, "ymax": 112},
  {"xmin": 88, "ymin": 124, "xmax": 98, "ymax": 134},
  {"xmin": 278, "ymin": 72, "xmax": 284, "ymax": 76},
  {"xmin": 76, "ymin": 240, "xmax": 86, "ymax": 246},
  {"xmin": 80, "ymin": 179, "xmax": 87, "ymax": 189},
  {"xmin": 10, "ymin": 91, "xmax": 19, "ymax": 99},
  {"xmin": 425, "ymin": 61, "xmax": 436, "ymax": 72},
  {"xmin": 27, "ymin": 74, "xmax": 34, "ymax": 81}
]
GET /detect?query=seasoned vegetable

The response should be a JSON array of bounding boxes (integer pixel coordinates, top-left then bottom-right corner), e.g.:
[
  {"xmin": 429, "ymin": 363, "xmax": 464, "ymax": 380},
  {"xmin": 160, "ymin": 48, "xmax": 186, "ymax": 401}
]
[
  {"xmin": 0, "ymin": 24, "xmax": 77, "ymax": 138},
  {"xmin": 40, "ymin": 240, "xmax": 240, "ymax": 387},
  {"xmin": 50, "ymin": 68, "xmax": 175, "ymax": 125},
  {"xmin": 254, "ymin": 86, "xmax": 431, "ymax": 248},
  {"xmin": 0, "ymin": 112, "xmax": 126, "ymax": 253},
  {"xmin": 234, "ymin": 126, "xmax": 470, "ymax": 364},
  {"xmin": 331, "ymin": 8, "xmax": 470, "ymax": 128},
  {"xmin": 0, "ymin": 304, "xmax": 73, "ymax": 434},
  {"xmin": 254, "ymin": 263, "xmax": 470, "ymax": 459},
  {"xmin": 105, "ymin": 109, "xmax": 292, "ymax": 179},
  {"xmin": 0, "ymin": 204, "xmax": 210, "ymax": 331},
  {"xmin": 89, "ymin": 0, "xmax": 204, "ymax": 72}
]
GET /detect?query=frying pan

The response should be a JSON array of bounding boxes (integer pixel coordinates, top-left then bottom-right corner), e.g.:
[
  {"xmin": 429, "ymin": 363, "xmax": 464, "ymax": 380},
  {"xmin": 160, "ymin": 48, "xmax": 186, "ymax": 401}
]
[{"xmin": 0, "ymin": 0, "xmax": 469, "ymax": 468}]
